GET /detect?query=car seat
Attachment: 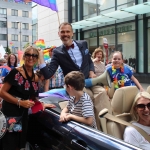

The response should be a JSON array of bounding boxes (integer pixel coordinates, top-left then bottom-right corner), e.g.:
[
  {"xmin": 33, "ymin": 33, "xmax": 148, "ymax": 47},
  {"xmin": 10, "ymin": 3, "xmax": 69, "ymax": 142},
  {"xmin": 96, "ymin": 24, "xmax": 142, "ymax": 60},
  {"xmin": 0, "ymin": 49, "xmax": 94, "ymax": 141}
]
[
  {"xmin": 59, "ymin": 101, "xmax": 68, "ymax": 110},
  {"xmin": 107, "ymin": 83, "xmax": 115, "ymax": 100},
  {"xmin": 146, "ymin": 85, "xmax": 150, "ymax": 94},
  {"xmin": 99, "ymin": 86, "xmax": 138, "ymax": 140}
]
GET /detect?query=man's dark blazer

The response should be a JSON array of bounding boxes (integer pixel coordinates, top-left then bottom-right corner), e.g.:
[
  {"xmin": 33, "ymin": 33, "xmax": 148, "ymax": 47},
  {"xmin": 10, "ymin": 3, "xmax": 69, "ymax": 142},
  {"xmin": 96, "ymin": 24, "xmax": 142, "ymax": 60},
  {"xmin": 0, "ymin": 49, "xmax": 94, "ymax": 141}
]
[{"xmin": 40, "ymin": 40, "xmax": 95, "ymax": 79}]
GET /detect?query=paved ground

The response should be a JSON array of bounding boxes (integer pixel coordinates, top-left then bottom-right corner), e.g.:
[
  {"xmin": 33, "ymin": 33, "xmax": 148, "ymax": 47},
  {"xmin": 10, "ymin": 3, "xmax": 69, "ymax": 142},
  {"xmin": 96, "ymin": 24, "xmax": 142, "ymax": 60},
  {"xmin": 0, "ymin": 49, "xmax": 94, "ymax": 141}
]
[{"xmin": 140, "ymin": 83, "xmax": 149, "ymax": 90}]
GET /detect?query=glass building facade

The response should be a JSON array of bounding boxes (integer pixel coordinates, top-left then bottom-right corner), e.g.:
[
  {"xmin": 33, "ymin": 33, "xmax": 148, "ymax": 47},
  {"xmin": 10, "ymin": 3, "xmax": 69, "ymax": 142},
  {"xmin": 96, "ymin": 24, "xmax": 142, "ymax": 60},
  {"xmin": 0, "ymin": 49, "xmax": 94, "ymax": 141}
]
[{"xmin": 68, "ymin": 0, "xmax": 150, "ymax": 78}]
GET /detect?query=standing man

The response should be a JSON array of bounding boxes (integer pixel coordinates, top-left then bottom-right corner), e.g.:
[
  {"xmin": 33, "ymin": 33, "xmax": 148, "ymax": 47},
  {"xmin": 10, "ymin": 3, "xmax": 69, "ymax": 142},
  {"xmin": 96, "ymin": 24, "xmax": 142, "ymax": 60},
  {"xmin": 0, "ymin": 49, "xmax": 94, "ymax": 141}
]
[
  {"xmin": 39, "ymin": 22, "xmax": 96, "ymax": 96},
  {"xmin": 39, "ymin": 22, "xmax": 96, "ymax": 79},
  {"xmin": 39, "ymin": 22, "xmax": 111, "ymax": 129}
]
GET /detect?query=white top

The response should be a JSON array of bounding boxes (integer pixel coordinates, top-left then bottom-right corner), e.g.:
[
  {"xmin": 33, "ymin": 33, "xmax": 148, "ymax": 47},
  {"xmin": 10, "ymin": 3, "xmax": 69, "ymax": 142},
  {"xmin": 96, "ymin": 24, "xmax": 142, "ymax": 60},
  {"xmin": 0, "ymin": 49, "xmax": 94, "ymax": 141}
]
[{"xmin": 124, "ymin": 122, "xmax": 150, "ymax": 150}]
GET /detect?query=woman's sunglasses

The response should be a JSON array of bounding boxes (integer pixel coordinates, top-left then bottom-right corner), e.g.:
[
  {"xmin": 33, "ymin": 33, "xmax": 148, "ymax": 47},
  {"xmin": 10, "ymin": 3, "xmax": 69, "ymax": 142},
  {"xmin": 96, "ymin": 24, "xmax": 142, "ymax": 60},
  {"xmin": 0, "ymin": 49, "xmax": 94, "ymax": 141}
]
[
  {"xmin": 136, "ymin": 103, "xmax": 150, "ymax": 110},
  {"xmin": 25, "ymin": 53, "xmax": 38, "ymax": 59}
]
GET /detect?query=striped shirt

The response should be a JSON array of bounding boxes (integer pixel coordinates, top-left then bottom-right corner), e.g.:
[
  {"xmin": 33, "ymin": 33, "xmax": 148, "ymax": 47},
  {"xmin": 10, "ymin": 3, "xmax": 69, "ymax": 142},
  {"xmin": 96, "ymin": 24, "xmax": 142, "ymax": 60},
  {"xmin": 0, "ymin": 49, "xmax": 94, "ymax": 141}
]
[{"xmin": 67, "ymin": 92, "xmax": 97, "ymax": 129}]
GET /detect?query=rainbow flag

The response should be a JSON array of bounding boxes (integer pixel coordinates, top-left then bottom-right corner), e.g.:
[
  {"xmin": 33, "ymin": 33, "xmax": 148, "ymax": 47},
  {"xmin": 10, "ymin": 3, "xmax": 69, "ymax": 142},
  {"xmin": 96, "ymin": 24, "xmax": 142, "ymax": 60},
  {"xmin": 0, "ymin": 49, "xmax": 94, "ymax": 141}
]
[
  {"xmin": 33, "ymin": 0, "xmax": 58, "ymax": 11},
  {"xmin": 43, "ymin": 45, "xmax": 56, "ymax": 61},
  {"xmin": 34, "ymin": 39, "xmax": 46, "ymax": 49},
  {"xmin": 15, "ymin": 0, "xmax": 58, "ymax": 12},
  {"xmin": 43, "ymin": 49, "xmax": 50, "ymax": 61}
]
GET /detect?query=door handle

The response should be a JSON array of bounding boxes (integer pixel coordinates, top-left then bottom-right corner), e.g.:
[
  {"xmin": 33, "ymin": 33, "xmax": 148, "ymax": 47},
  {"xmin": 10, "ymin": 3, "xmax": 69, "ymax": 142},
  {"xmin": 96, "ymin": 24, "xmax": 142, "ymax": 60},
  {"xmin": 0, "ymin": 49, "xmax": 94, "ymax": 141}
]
[{"xmin": 71, "ymin": 139, "xmax": 90, "ymax": 150}]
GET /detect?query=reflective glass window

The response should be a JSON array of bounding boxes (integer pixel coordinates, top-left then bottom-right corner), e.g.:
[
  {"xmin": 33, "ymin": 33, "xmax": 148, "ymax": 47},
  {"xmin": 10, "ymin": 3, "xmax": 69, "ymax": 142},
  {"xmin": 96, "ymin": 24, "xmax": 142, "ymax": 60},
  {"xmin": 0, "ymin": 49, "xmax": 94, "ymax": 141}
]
[
  {"xmin": 99, "ymin": 26, "xmax": 115, "ymax": 63},
  {"xmin": 84, "ymin": 29, "xmax": 97, "ymax": 54},
  {"xmin": 83, "ymin": 0, "xmax": 97, "ymax": 19},
  {"xmin": 0, "ymin": 8, "xmax": 6, "ymax": 15},
  {"xmin": 98, "ymin": 0, "xmax": 115, "ymax": 14},
  {"xmin": 117, "ymin": 22, "xmax": 136, "ymax": 70}
]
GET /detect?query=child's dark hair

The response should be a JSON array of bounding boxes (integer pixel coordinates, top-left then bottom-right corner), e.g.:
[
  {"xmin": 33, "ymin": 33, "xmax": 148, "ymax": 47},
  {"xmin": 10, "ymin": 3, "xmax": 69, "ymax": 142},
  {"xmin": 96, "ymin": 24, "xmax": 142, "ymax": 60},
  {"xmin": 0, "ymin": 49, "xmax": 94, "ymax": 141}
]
[{"xmin": 65, "ymin": 71, "xmax": 85, "ymax": 91}]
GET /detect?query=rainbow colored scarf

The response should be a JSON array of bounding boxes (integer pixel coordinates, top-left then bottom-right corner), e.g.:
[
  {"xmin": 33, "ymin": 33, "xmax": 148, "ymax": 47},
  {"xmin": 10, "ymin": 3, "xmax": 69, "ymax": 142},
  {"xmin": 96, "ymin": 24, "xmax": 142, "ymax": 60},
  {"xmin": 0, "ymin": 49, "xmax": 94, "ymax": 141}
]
[{"xmin": 112, "ymin": 65, "xmax": 125, "ymax": 90}]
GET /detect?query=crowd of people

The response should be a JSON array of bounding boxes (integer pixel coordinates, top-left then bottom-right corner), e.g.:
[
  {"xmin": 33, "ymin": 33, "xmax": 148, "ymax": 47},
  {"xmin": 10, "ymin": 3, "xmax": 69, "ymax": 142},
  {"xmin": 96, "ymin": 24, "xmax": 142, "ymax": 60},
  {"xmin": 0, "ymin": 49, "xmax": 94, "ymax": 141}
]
[{"xmin": 0, "ymin": 22, "xmax": 149, "ymax": 150}]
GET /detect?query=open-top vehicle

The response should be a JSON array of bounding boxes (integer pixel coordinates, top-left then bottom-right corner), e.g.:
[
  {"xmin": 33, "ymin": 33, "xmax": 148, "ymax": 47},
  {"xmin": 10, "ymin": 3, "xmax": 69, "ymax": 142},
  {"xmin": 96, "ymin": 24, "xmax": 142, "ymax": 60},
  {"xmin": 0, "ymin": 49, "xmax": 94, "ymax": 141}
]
[{"xmin": 27, "ymin": 87, "xmax": 142, "ymax": 150}]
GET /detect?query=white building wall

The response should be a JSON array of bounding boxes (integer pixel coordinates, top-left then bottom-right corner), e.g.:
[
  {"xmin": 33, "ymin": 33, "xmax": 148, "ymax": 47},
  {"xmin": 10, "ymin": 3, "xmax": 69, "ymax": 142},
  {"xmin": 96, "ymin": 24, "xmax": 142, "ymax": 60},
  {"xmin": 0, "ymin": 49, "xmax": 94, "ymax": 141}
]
[{"xmin": 37, "ymin": 0, "xmax": 68, "ymax": 47}]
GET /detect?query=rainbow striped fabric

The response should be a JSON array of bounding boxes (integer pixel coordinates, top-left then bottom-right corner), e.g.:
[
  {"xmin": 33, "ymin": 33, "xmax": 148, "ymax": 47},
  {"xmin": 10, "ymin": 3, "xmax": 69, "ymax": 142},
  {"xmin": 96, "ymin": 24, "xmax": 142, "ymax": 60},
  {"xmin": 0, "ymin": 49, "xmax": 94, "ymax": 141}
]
[
  {"xmin": 34, "ymin": 39, "xmax": 46, "ymax": 49},
  {"xmin": 15, "ymin": 0, "xmax": 58, "ymax": 12},
  {"xmin": 43, "ymin": 49, "xmax": 50, "ymax": 61},
  {"xmin": 43, "ymin": 46, "xmax": 56, "ymax": 61}
]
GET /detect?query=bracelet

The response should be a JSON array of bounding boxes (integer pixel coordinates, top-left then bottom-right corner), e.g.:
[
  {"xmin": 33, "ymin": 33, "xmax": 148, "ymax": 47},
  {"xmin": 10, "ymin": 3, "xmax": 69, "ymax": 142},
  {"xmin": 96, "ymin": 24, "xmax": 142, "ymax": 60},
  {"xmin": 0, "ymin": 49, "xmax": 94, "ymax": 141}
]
[{"xmin": 17, "ymin": 98, "xmax": 21, "ymax": 108}]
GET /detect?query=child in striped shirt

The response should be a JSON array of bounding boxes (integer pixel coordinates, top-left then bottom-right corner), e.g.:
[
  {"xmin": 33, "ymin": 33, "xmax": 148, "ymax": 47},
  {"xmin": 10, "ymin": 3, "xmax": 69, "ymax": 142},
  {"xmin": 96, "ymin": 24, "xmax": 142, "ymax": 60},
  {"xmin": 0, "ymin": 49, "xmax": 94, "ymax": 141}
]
[{"xmin": 59, "ymin": 71, "xmax": 97, "ymax": 129}]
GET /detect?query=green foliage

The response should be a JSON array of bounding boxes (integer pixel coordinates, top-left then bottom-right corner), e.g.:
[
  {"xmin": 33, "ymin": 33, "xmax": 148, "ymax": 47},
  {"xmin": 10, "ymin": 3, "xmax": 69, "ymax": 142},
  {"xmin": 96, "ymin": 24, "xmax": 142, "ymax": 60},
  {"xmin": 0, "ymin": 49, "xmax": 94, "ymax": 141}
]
[
  {"xmin": 23, "ymin": 42, "xmax": 30, "ymax": 49},
  {"xmin": 5, "ymin": 47, "xmax": 11, "ymax": 54}
]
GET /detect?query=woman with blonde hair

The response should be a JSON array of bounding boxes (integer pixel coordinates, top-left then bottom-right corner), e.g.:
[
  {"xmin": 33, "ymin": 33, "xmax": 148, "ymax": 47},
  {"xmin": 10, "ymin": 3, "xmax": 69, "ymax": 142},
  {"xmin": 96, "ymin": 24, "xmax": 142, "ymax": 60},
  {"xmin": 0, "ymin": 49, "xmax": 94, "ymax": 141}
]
[
  {"xmin": 0, "ymin": 46, "xmax": 55, "ymax": 150},
  {"xmin": 124, "ymin": 91, "xmax": 150, "ymax": 149},
  {"xmin": 92, "ymin": 48, "xmax": 105, "ymax": 76}
]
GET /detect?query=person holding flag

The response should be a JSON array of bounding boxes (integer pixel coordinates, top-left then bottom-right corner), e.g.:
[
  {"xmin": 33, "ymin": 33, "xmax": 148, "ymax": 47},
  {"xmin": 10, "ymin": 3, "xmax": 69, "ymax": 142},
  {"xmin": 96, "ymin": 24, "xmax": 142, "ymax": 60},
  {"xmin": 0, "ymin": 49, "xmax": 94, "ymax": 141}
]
[
  {"xmin": 0, "ymin": 46, "xmax": 55, "ymax": 150},
  {"xmin": 38, "ymin": 22, "xmax": 111, "ymax": 130}
]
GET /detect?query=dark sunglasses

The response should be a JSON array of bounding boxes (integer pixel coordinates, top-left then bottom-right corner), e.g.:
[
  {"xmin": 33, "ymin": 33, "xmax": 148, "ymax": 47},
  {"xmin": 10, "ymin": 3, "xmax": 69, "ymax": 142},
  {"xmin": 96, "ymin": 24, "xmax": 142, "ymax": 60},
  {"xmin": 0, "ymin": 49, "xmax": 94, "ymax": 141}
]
[
  {"xmin": 25, "ymin": 53, "xmax": 38, "ymax": 59},
  {"xmin": 136, "ymin": 103, "xmax": 150, "ymax": 110}
]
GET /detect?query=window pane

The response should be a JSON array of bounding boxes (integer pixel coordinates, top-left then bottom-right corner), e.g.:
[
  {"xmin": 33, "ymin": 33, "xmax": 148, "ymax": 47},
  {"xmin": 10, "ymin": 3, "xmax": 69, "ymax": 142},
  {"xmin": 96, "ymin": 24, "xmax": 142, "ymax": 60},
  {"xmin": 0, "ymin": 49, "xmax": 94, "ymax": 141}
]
[
  {"xmin": 15, "ymin": 10, "xmax": 18, "ymax": 16},
  {"xmin": 22, "ymin": 23, "xmax": 29, "ymax": 30},
  {"xmin": 0, "ymin": 21, "xmax": 7, "ymax": 28},
  {"xmin": 0, "ymin": 8, "xmax": 6, "ymax": 15},
  {"xmin": 0, "ymin": 34, "xmax": 7, "ymax": 40},
  {"xmin": 22, "ymin": 11, "xmax": 29, "ymax": 17},
  {"xmin": 12, "ymin": 34, "xmax": 18, "ymax": 41},
  {"xmin": 117, "ymin": 0, "xmax": 135, "ymax": 6},
  {"xmin": 84, "ymin": 29, "xmax": 97, "ymax": 54},
  {"xmin": 98, "ymin": 0, "xmax": 115, "ymax": 14},
  {"xmin": 32, "ymin": 5, "xmax": 37, "ymax": 24},
  {"xmin": 12, "ymin": 22, "xmax": 18, "ymax": 29},
  {"xmin": 117, "ymin": 22, "xmax": 136, "ymax": 70},
  {"xmin": 11, "ymin": 9, "xmax": 18, "ymax": 16},
  {"xmin": 117, "ymin": 0, "xmax": 135, "ymax": 11},
  {"xmin": 23, "ymin": 35, "xmax": 29, "ymax": 42},
  {"xmin": 72, "ymin": 0, "xmax": 75, "ymax": 22},
  {"xmin": 83, "ymin": 0, "xmax": 97, "ymax": 19}
]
